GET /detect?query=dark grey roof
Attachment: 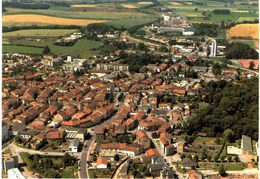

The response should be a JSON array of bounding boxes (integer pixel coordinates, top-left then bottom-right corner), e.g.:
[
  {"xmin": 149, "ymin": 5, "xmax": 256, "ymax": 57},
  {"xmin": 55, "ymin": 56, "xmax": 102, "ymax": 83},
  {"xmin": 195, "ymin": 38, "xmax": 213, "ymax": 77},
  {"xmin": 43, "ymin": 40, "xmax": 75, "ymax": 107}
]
[
  {"xmin": 149, "ymin": 164, "xmax": 164, "ymax": 170},
  {"xmin": 121, "ymin": 162, "xmax": 128, "ymax": 175},
  {"xmin": 242, "ymin": 135, "xmax": 252, "ymax": 152},
  {"xmin": 181, "ymin": 158, "xmax": 197, "ymax": 166},
  {"xmin": 191, "ymin": 66, "xmax": 208, "ymax": 72},
  {"xmin": 12, "ymin": 123, "xmax": 26, "ymax": 131}
]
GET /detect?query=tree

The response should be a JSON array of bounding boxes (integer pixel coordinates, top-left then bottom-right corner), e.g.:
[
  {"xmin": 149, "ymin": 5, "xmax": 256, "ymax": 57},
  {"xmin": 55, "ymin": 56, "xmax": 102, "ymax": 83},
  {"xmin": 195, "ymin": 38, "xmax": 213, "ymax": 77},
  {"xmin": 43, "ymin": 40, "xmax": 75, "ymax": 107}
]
[
  {"xmin": 194, "ymin": 155, "xmax": 199, "ymax": 162},
  {"xmin": 195, "ymin": 8, "xmax": 198, "ymax": 11},
  {"xmin": 207, "ymin": 155, "xmax": 212, "ymax": 162},
  {"xmin": 234, "ymin": 156, "xmax": 239, "ymax": 162},
  {"xmin": 220, "ymin": 155, "xmax": 225, "ymax": 162},
  {"xmin": 187, "ymin": 154, "xmax": 192, "ymax": 160},
  {"xmin": 214, "ymin": 155, "xmax": 218, "ymax": 162},
  {"xmin": 218, "ymin": 164, "xmax": 226, "ymax": 176},
  {"xmin": 43, "ymin": 46, "xmax": 51, "ymax": 54},
  {"xmin": 249, "ymin": 61, "xmax": 255, "ymax": 70},
  {"xmin": 228, "ymin": 156, "xmax": 232, "ymax": 162},
  {"xmin": 114, "ymin": 154, "xmax": 119, "ymax": 161},
  {"xmin": 223, "ymin": 129, "xmax": 234, "ymax": 143},
  {"xmin": 180, "ymin": 154, "xmax": 186, "ymax": 160}
]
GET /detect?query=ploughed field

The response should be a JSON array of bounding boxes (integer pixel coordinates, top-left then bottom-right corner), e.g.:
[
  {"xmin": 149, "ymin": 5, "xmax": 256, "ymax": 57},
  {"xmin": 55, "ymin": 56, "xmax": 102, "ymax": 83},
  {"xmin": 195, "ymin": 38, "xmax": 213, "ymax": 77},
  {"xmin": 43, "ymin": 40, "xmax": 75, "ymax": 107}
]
[{"xmin": 226, "ymin": 24, "xmax": 259, "ymax": 39}]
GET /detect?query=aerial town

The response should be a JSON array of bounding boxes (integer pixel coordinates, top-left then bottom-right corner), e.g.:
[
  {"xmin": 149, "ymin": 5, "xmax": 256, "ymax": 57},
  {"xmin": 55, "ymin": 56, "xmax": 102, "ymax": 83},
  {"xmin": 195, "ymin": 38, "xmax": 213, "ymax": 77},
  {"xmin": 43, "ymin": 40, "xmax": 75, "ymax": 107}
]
[{"xmin": 2, "ymin": 0, "xmax": 259, "ymax": 179}]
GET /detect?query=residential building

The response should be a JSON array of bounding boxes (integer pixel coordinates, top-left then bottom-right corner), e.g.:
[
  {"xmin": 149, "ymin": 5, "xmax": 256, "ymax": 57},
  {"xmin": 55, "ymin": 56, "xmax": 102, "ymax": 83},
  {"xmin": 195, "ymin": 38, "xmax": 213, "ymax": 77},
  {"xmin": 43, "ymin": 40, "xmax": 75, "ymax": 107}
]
[
  {"xmin": 8, "ymin": 168, "xmax": 26, "ymax": 179},
  {"xmin": 69, "ymin": 139, "xmax": 80, "ymax": 153},
  {"xmin": 3, "ymin": 153, "xmax": 18, "ymax": 173},
  {"xmin": 97, "ymin": 158, "xmax": 108, "ymax": 169}
]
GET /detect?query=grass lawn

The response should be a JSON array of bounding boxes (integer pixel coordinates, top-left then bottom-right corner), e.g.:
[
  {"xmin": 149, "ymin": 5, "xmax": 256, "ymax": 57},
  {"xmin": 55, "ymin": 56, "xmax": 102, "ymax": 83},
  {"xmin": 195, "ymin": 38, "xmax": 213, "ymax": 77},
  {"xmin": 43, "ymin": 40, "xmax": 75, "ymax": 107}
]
[
  {"xmin": 8, "ymin": 38, "xmax": 102, "ymax": 58},
  {"xmin": 3, "ymin": 29, "xmax": 78, "ymax": 37},
  {"xmin": 2, "ymin": 45, "xmax": 43, "ymax": 54},
  {"xmin": 62, "ymin": 170, "xmax": 73, "ymax": 178},
  {"xmin": 199, "ymin": 102, "xmax": 209, "ymax": 110},
  {"xmin": 88, "ymin": 169, "xmax": 94, "ymax": 178},
  {"xmin": 232, "ymin": 40, "xmax": 256, "ymax": 48},
  {"xmin": 194, "ymin": 137, "xmax": 217, "ymax": 145},
  {"xmin": 215, "ymin": 163, "xmax": 248, "ymax": 171},
  {"xmin": 3, "ymin": 148, "xmax": 12, "ymax": 154}
]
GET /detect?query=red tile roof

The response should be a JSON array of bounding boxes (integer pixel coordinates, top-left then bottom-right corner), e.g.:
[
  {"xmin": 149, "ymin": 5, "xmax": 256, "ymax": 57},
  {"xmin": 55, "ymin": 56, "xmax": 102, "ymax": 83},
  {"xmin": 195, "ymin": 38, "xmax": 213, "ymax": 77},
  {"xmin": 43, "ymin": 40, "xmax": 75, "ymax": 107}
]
[{"xmin": 146, "ymin": 149, "xmax": 160, "ymax": 156}]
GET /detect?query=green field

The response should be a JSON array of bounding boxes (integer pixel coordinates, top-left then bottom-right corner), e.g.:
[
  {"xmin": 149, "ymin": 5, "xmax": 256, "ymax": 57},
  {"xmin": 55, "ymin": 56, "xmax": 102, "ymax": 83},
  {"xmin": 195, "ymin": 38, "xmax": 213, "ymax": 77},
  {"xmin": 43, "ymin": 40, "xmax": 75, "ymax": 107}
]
[
  {"xmin": 3, "ymin": 148, "xmax": 12, "ymax": 154},
  {"xmin": 160, "ymin": 0, "xmax": 259, "ymax": 24},
  {"xmin": 62, "ymin": 170, "xmax": 73, "ymax": 178},
  {"xmin": 3, "ymin": 45, "xmax": 43, "ymax": 54},
  {"xmin": 3, "ymin": 29, "xmax": 78, "ymax": 37},
  {"xmin": 232, "ymin": 40, "xmax": 256, "ymax": 48},
  {"xmin": 3, "ymin": 7, "xmax": 158, "ymax": 28},
  {"xmin": 6, "ymin": 38, "xmax": 102, "ymax": 58}
]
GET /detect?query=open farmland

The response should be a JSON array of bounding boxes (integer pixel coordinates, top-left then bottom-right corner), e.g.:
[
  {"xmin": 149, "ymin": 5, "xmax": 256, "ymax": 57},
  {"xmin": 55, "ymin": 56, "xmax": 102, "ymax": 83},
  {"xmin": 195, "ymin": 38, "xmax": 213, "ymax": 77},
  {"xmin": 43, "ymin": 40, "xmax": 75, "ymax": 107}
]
[
  {"xmin": 3, "ymin": 29, "xmax": 78, "ymax": 37},
  {"xmin": 2, "ymin": 14, "xmax": 110, "ymax": 26},
  {"xmin": 2, "ymin": 45, "xmax": 43, "ymax": 54},
  {"xmin": 5, "ymin": 38, "xmax": 102, "ymax": 58},
  {"xmin": 71, "ymin": 4, "xmax": 96, "ymax": 7},
  {"xmin": 138, "ymin": 2, "xmax": 153, "ymax": 4},
  {"xmin": 121, "ymin": 4, "xmax": 137, "ymax": 8},
  {"xmin": 226, "ymin": 24, "xmax": 259, "ymax": 39},
  {"xmin": 3, "ymin": 8, "xmax": 158, "ymax": 28}
]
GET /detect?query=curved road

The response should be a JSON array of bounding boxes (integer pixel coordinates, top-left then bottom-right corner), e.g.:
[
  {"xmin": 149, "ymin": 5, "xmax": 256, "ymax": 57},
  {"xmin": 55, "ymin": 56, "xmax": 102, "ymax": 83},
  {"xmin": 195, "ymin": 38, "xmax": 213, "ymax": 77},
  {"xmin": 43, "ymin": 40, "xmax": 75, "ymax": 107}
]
[{"xmin": 79, "ymin": 114, "xmax": 117, "ymax": 179}]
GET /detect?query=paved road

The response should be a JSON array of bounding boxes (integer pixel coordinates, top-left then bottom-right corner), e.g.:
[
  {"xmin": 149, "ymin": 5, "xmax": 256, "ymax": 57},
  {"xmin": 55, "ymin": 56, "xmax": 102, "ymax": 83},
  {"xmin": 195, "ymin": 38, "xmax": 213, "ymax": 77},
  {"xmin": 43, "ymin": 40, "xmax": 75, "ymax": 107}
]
[
  {"xmin": 79, "ymin": 114, "xmax": 118, "ymax": 179},
  {"xmin": 147, "ymin": 132, "xmax": 183, "ymax": 179}
]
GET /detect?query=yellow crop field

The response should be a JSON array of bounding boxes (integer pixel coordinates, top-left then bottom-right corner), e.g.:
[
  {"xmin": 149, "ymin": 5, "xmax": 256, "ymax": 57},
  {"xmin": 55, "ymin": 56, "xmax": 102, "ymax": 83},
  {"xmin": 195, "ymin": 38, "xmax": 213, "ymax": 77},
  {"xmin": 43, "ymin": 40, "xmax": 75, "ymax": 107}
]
[
  {"xmin": 2, "ymin": 15, "xmax": 109, "ymax": 26},
  {"xmin": 121, "ymin": 4, "xmax": 137, "ymax": 8},
  {"xmin": 183, "ymin": 2, "xmax": 193, "ymax": 5},
  {"xmin": 138, "ymin": 2, "xmax": 153, "ymax": 4},
  {"xmin": 226, "ymin": 24, "xmax": 259, "ymax": 39},
  {"xmin": 71, "ymin": 4, "xmax": 96, "ymax": 7},
  {"xmin": 231, "ymin": 10, "xmax": 248, "ymax": 13},
  {"xmin": 169, "ymin": 2, "xmax": 182, "ymax": 5}
]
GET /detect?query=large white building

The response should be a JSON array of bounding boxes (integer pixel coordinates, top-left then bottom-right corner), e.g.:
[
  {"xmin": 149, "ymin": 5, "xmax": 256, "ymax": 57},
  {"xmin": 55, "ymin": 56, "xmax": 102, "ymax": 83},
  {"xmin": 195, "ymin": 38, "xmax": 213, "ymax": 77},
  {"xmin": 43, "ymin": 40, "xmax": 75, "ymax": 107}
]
[
  {"xmin": 68, "ymin": 139, "xmax": 80, "ymax": 153},
  {"xmin": 8, "ymin": 168, "xmax": 26, "ymax": 179}
]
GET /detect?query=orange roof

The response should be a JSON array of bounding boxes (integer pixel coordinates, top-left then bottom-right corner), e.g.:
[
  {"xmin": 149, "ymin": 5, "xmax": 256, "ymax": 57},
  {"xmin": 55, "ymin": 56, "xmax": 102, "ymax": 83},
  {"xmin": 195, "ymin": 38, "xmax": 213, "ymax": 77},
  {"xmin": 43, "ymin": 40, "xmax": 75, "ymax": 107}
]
[
  {"xmin": 97, "ymin": 158, "xmax": 108, "ymax": 166},
  {"xmin": 146, "ymin": 149, "xmax": 160, "ymax": 156},
  {"xmin": 46, "ymin": 131, "xmax": 65, "ymax": 139}
]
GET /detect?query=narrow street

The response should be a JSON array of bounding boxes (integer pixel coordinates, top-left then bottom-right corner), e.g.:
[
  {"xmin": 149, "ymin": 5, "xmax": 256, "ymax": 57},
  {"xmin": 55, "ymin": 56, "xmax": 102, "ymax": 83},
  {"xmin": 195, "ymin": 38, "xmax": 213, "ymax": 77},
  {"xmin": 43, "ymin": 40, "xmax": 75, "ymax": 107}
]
[{"xmin": 147, "ymin": 132, "xmax": 184, "ymax": 179}]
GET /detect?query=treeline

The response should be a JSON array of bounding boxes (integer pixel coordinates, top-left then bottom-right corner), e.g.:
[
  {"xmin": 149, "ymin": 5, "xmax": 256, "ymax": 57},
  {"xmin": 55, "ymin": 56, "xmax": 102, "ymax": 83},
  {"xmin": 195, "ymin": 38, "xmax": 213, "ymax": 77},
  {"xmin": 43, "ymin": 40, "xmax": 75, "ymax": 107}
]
[
  {"xmin": 212, "ymin": 9, "xmax": 230, "ymax": 14},
  {"xmin": 44, "ymin": 0, "xmax": 70, "ymax": 7},
  {"xmin": 120, "ymin": 52, "xmax": 157, "ymax": 73},
  {"xmin": 225, "ymin": 42, "xmax": 259, "ymax": 59},
  {"xmin": 86, "ymin": 24, "xmax": 118, "ymax": 35},
  {"xmin": 184, "ymin": 77, "xmax": 259, "ymax": 140},
  {"xmin": 193, "ymin": 23, "xmax": 219, "ymax": 37},
  {"xmin": 3, "ymin": 2, "xmax": 50, "ymax": 9},
  {"xmin": 186, "ymin": 57, "xmax": 213, "ymax": 67},
  {"xmin": 3, "ymin": 25, "xmax": 81, "ymax": 33}
]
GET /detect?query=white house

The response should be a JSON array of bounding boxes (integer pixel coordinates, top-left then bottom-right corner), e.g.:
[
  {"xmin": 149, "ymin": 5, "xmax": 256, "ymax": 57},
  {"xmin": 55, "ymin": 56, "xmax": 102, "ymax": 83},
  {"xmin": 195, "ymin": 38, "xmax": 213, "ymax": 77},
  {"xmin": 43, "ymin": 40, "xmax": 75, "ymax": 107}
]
[
  {"xmin": 8, "ymin": 168, "xmax": 26, "ymax": 179},
  {"xmin": 97, "ymin": 158, "xmax": 108, "ymax": 169},
  {"xmin": 69, "ymin": 139, "xmax": 80, "ymax": 153}
]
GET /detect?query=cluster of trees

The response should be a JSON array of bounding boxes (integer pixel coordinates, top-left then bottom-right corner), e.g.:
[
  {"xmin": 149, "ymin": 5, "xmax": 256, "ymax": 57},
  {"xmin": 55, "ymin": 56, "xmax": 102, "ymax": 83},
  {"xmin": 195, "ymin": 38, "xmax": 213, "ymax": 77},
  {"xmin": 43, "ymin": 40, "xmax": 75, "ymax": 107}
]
[
  {"xmin": 193, "ymin": 23, "xmax": 219, "ymax": 37},
  {"xmin": 3, "ymin": 2, "xmax": 50, "ymax": 9},
  {"xmin": 120, "ymin": 52, "xmax": 157, "ymax": 73},
  {"xmin": 185, "ymin": 69, "xmax": 198, "ymax": 78},
  {"xmin": 225, "ymin": 42, "xmax": 259, "ymax": 59},
  {"xmin": 212, "ymin": 62, "xmax": 228, "ymax": 76},
  {"xmin": 186, "ymin": 58, "xmax": 213, "ymax": 67},
  {"xmin": 184, "ymin": 78, "xmax": 258, "ymax": 140},
  {"xmin": 128, "ymin": 159, "xmax": 151, "ymax": 178},
  {"xmin": 212, "ymin": 9, "xmax": 231, "ymax": 14},
  {"xmin": 3, "ymin": 25, "xmax": 81, "ymax": 33},
  {"xmin": 86, "ymin": 24, "xmax": 118, "ymax": 35}
]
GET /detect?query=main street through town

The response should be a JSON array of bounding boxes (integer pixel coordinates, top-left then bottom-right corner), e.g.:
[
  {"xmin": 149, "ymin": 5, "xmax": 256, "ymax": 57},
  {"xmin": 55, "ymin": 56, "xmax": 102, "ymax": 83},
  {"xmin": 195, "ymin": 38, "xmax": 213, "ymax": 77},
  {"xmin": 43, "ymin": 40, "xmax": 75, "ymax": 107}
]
[{"xmin": 79, "ymin": 113, "xmax": 119, "ymax": 179}]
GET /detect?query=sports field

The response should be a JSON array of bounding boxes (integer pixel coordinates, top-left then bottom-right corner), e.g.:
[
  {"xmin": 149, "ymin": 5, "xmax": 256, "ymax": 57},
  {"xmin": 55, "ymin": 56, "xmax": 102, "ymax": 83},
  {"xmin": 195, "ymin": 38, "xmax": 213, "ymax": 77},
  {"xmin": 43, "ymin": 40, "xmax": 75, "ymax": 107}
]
[{"xmin": 3, "ymin": 29, "xmax": 78, "ymax": 37}]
